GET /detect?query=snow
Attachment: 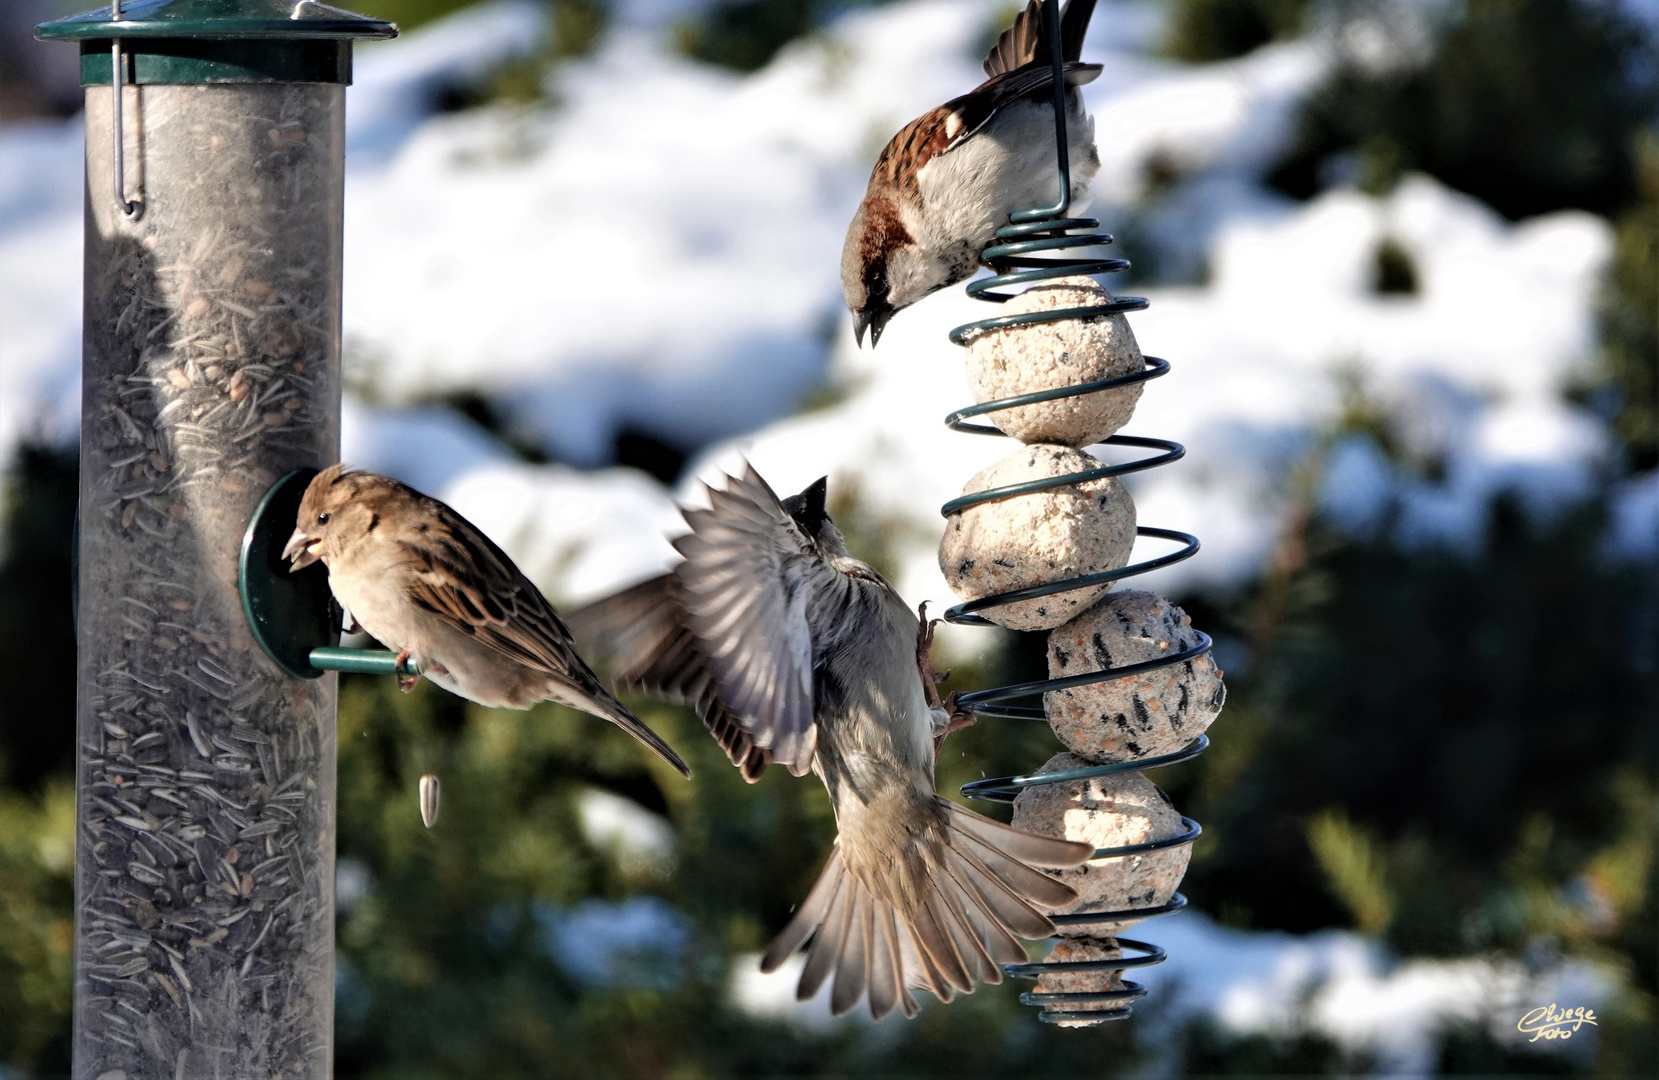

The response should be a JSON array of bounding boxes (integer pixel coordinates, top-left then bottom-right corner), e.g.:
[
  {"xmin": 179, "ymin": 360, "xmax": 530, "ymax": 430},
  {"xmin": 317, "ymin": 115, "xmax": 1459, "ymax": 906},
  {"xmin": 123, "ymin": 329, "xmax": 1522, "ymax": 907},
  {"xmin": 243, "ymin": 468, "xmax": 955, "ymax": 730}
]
[
  {"xmin": 576, "ymin": 787, "xmax": 677, "ymax": 874},
  {"xmin": 0, "ymin": 0, "xmax": 1650, "ymax": 1054},
  {"xmin": 672, "ymin": 174, "xmax": 1617, "ymax": 613},
  {"xmin": 2, "ymin": 0, "xmax": 1636, "ymax": 592},
  {"xmin": 347, "ymin": 0, "xmax": 547, "ymax": 164},
  {"xmin": 727, "ymin": 911, "xmax": 1612, "ymax": 1071},
  {"xmin": 538, "ymin": 895, "xmax": 691, "ymax": 987},
  {"xmin": 1135, "ymin": 911, "xmax": 1609, "ymax": 1075}
]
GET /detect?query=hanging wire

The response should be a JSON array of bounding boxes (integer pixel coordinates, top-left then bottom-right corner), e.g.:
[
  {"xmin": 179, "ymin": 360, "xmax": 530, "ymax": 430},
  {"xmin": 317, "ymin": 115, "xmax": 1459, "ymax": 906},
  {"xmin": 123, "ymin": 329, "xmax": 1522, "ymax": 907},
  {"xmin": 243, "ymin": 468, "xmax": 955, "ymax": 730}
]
[
  {"xmin": 110, "ymin": 0, "xmax": 142, "ymax": 220},
  {"xmin": 942, "ymin": 0, "xmax": 1209, "ymax": 1026}
]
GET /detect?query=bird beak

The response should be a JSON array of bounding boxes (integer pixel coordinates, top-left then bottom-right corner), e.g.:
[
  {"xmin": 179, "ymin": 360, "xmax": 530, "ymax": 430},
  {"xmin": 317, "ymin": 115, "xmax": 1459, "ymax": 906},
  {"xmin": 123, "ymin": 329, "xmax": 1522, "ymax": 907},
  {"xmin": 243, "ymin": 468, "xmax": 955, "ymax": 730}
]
[
  {"xmin": 281, "ymin": 528, "xmax": 324, "ymax": 571},
  {"xmin": 865, "ymin": 306, "xmax": 893, "ymax": 349},
  {"xmin": 804, "ymin": 476, "xmax": 828, "ymax": 520},
  {"xmin": 853, "ymin": 312, "xmax": 869, "ymax": 348}
]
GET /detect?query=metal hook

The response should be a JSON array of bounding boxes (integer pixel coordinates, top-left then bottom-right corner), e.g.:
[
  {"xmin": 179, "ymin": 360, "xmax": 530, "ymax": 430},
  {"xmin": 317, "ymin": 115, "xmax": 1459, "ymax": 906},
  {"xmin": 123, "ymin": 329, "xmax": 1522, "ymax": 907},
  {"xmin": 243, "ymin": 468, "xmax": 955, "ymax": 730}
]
[
  {"xmin": 1010, "ymin": 0, "xmax": 1071, "ymax": 225},
  {"xmin": 110, "ymin": 0, "xmax": 142, "ymax": 220}
]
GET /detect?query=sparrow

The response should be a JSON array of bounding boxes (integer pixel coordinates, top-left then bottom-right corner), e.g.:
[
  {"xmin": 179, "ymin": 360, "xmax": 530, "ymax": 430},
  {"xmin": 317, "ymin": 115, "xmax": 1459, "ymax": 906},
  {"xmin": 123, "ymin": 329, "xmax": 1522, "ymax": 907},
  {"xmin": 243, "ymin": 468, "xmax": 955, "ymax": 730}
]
[
  {"xmin": 841, "ymin": 0, "xmax": 1102, "ymax": 346},
  {"xmin": 281, "ymin": 464, "xmax": 690, "ymax": 778},
  {"xmin": 568, "ymin": 467, "xmax": 1091, "ymax": 1019}
]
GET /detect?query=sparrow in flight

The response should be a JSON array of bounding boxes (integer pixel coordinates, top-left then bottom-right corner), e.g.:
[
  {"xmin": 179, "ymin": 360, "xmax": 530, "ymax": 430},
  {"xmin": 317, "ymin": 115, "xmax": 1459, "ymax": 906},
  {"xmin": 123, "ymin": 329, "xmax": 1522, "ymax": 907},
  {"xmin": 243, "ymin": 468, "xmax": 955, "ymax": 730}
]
[
  {"xmin": 569, "ymin": 468, "xmax": 1091, "ymax": 1018},
  {"xmin": 282, "ymin": 464, "xmax": 690, "ymax": 778},
  {"xmin": 841, "ymin": 0, "xmax": 1102, "ymax": 346}
]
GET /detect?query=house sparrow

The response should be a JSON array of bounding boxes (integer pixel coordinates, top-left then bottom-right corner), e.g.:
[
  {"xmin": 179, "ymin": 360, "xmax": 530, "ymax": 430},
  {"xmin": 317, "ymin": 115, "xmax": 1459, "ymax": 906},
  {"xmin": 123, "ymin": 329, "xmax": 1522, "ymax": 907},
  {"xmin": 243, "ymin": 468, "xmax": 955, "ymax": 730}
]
[
  {"xmin": 281, "ymin": 464, "xmax": 690, "ymax": 778},
  {"xmin": 569, "ymin": 468, "xmax": 1091, "ymax": 1018},
  {"xmin": 842, "ymin": 0, "xmax": 1102, "ymax": 346}
]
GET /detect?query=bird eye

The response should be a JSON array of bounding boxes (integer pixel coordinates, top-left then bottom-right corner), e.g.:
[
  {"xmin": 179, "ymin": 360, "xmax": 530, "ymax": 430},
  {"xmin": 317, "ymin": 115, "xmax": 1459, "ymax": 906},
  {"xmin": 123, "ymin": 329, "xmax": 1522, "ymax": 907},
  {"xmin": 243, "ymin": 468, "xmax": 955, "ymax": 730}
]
[{"xmin": 317, "ymin": 512, "xmax": 331, "ymax": 525}]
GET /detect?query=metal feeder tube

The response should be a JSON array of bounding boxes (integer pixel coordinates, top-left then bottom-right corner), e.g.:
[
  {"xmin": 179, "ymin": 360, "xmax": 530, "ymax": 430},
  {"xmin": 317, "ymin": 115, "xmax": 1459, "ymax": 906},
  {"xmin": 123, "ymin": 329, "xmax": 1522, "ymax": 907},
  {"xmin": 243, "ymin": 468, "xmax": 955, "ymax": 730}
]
[{"xmin": 36, "ymin": 2, "xmax": 394, "ymax": 1075}]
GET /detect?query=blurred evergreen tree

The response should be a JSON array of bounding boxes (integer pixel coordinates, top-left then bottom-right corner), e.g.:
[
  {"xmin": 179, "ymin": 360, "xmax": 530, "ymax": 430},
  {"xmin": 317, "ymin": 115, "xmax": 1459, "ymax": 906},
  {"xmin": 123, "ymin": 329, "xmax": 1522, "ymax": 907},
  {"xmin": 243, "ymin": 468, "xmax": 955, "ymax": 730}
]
[
  {"xmin": 1165, "ymin": 435, "xmax": 1658, "ymax": 1067},
  {"xmin": 1593, "ymin": 134, "xmax": 1659, "ymax": 471},
  {"xmin": 674, "ymin": 0, "xmax": 893, "ymax": 73},
  {"xmin": 341, "ymin": 0, "xmax": 608, "ymax": 110},
  {"xmin": 1163, "ymin": 0, "xmax": 1312, "ymax": 62},
  {"xmin": 1174, "ymin": 490, "xmax": 1657, "ymax": 946},
  {"xmin": 1175, "ymin": 1014, "xmax": 1376, "ymax": 1074},
  {"xmin": 0, "ymin": 782, "xmax": 74, "ymax": 1076},
  {"xmin": 0, "ymin": 445, "xmax": 77, "ymax": 1077},
  {"xmin": 5, "ymin": 426, "xmax": 1652, "ymax": 1074},
  {"xmin": 1271, "ymin": 0, "xmax": 1659, "ymax": 220},
  {"xmin": 0, "ymin": 444, "xmax": 76, "ymax": 791},
  {"xmin": 326, "ymin": 635, "xmax": 1158, "ymax": 1076}
]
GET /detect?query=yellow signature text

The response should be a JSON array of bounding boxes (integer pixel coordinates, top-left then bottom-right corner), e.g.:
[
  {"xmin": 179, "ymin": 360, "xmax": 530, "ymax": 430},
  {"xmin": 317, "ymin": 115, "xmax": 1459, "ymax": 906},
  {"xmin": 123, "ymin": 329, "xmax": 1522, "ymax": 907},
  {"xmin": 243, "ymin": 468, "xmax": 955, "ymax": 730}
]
[{"xmin": 1517, "ymin": 1004, "xmax": 1598, "ymax": 1042}]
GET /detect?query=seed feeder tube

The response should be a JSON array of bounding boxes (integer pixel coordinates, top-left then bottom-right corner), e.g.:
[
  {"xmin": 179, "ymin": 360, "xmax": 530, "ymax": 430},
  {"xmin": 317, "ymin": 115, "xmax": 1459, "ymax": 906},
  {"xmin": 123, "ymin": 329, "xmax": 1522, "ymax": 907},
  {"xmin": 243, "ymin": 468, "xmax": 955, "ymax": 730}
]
[{"xmin": 36, "ymin": 2, "xmax": 395, "ymax": 1075}]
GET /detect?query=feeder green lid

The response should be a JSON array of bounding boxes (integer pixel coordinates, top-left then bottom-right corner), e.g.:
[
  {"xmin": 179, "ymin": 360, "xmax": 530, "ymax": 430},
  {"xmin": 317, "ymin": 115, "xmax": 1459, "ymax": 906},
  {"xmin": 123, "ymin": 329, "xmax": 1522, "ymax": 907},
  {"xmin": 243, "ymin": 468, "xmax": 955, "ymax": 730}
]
[
  {"xmin": 36, "ymin": 0, "xmax": 397, "ymax": 42},
  {"xmin": 37, "ymin": 1, "xmax": 397, "ymax": 85}
]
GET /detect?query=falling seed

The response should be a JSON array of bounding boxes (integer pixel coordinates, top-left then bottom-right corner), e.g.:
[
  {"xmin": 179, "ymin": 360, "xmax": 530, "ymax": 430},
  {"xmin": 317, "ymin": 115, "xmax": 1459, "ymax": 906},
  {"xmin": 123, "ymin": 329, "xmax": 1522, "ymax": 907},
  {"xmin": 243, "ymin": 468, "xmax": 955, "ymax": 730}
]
[{"xmin": 419, "ymin": 774, "xmax": 440, "ymax": 828}]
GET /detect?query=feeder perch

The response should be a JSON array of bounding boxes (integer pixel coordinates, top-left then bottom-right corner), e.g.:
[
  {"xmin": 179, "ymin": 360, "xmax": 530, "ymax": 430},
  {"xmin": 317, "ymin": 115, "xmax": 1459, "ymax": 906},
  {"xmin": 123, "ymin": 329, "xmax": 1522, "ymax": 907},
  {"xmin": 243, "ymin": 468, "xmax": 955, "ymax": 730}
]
[
  {"xmin": 37, "ymin": 1, "xmax": 395, "ymax": 1074},
  {"xmin": 239, "ymin": 468, "xmax": 417, "ymax": 679}
]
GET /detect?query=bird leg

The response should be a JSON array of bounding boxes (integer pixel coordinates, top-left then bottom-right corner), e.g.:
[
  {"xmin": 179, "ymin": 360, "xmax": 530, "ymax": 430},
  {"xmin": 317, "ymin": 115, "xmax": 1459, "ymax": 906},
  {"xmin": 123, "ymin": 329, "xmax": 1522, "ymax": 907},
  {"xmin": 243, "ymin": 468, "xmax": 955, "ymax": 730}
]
[
  {"xmin": 917, "ymin": 602, "xmax": 976, "ymax": 756},
  {"xmin": 916, "ymin": 602, "xmax": 948, "ymax": 708},
  {"xmin": 395, "ymin": 649, "xmax": 420, "ymax": 693}
]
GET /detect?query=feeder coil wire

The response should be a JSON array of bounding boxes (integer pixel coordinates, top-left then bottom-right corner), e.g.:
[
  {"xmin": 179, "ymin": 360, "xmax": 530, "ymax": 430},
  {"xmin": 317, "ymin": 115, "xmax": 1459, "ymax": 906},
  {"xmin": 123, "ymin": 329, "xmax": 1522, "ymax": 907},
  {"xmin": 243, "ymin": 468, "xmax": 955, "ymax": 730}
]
[
  {"xmin": 938, "ymin": 2, "xmax": 1207, "ymax": 1025},
  {"xmin": 944, "ymin": 217, "xmax": 1208, "ymax": 1026}
]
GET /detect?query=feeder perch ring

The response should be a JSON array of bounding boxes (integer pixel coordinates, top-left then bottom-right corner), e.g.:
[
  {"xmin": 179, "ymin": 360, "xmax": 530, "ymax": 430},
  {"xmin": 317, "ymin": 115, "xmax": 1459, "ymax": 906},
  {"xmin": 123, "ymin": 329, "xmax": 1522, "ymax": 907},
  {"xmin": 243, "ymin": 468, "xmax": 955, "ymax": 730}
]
[{"xmin": 239, "ymin": 469, "xmax": 419, "ymax": 680}]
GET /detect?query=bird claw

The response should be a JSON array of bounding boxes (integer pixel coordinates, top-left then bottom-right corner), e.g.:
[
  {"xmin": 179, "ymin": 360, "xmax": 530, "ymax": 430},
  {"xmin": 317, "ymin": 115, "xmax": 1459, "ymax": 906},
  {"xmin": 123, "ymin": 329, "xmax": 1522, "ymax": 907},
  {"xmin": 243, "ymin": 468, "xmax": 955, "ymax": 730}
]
[
  {"xmin": 395, "ymin": 649, "xmax": 419, "ymax": 693},
  {"xmin": 918, "ymin": 602, "xmax": 974, "ymax": 757},
  {"xmin": 932, "ymin": 692, "xmax": 976, "ymax": 758}
]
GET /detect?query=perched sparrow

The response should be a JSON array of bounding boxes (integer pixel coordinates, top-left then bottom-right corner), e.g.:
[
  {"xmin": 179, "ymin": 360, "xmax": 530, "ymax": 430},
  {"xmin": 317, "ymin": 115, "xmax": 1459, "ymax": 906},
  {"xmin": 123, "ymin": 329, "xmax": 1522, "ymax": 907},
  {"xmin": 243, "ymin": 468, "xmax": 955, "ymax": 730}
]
[
  {"xmin": 569, "ymin": 468, "xmax": 1091, "ymax": 1018},
  {"xmin": 281, "ymin": 464, "xmax": 690, "ymax": 778},
  {"xmin": 841, "ymin": 0, "xmax": 1102, "ymax": 346}
]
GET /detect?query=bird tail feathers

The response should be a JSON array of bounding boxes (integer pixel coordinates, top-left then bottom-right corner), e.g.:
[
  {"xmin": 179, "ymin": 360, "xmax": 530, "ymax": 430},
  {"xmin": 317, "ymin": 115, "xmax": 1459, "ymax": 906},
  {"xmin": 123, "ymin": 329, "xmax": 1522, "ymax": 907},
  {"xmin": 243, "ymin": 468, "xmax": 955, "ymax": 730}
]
[
  {"xmin": 759, "ymin": 798, "xmax": 1090, "ymax": 1019},
  {"xmin": 577, "ymin": 684, "xmax": 692, "ymax": 779},
  {"xmin": 982, "ymin": 0, "xmax": 1100, "ymax": 77}
]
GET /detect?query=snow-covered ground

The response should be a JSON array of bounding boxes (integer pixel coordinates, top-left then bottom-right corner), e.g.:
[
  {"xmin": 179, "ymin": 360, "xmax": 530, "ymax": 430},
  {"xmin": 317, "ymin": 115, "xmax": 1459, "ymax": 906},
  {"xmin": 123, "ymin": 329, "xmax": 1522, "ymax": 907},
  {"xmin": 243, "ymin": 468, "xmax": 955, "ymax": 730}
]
[
  {"xmin": 731, "ymin": 909, "xmax": 1608, "ymax": 1073},
  {"xmin": 3, "ymin": 0, "xmax": 1647, "ymax": 1055},
  {"xmin": 2, "ymin": 0, "xmax": 1644, "ymax": 603}
]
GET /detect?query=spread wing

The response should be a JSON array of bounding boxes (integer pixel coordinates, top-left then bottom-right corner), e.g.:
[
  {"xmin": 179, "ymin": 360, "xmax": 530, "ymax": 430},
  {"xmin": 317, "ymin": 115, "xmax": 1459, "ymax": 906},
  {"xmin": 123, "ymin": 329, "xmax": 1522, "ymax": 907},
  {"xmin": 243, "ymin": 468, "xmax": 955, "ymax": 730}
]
[
  {"xmin": 672, "ymin": 465, "xmax": 836, "ymax": 776},
  {"xmin": 871, "ymin": 60, "xmax": 1103, "ymax": 195},
  {"xmin": 566, "ymin": 574, "xmax": 772, "ymax": 782},
  {"xmin": 398, "ymin": 498, "xmax": 595, "ymax": 682}
]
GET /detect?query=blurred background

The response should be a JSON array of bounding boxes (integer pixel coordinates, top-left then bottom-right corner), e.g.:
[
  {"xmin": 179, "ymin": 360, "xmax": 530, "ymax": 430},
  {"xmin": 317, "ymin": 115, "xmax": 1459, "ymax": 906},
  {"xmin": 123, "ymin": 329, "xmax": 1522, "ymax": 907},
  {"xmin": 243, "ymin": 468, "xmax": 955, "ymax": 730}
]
[{"xmin": 1, "ymin": 0, "xmax": 1655, "ymax": 1075}]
